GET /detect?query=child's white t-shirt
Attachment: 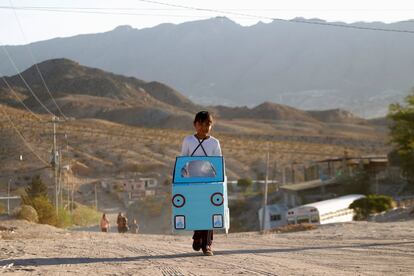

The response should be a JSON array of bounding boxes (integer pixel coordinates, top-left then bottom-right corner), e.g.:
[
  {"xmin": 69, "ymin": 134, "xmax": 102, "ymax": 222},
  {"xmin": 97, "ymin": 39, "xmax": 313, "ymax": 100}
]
[{"xmin": 181, "ymin": 135, "xmax": 222, "ymax": 156}]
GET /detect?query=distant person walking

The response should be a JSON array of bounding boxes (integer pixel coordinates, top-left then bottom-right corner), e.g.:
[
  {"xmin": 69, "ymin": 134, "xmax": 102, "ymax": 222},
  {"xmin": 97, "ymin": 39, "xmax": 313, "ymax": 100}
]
[
  {"xmin": 117, "ymin": 212, "xmax": 128, "ymax": 233},
  {"xmin": 100, "ymin": 213, "xmax": 110, "ymax": 232},
  {"xmin": 129, "ymin": 218, "xmax": 139, "ymax": 234}
]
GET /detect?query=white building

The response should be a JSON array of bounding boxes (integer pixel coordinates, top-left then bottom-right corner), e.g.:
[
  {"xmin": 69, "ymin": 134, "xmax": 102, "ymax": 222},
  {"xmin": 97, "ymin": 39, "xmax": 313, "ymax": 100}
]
[{"xmin": 258, "ymin": 203, "xmax": 289, "ymax": 230}]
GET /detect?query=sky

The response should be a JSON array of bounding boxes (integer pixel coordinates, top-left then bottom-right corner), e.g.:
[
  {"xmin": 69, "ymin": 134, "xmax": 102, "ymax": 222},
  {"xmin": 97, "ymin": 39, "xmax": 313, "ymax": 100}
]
[{"xmin": 1, "ymin": 0, "xmax": 414, "ymax": 45}]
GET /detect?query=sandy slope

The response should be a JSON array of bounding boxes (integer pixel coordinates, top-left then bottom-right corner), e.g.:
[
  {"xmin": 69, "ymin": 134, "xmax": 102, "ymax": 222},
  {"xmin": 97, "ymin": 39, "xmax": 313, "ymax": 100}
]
[{"xmin": 1, "ymin": 219, "xmax": 413, "ymax": 275}]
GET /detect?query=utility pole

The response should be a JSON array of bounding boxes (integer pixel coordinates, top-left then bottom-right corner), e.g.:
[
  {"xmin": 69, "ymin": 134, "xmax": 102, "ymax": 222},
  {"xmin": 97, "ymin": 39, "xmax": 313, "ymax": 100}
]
[
  {"xmin": 94, "ymin": 182, "xmax": 98, "ymax": 210},
  {"xmin": 66, "ymin": 169, "xmax": 70, "ymax": 210},
  {"xmin": 71, "ymin": 171, "xmax": 74, "ymax": 213},
  {"xmin": 59, "ymin": 149, "xmax": 63, "ymax": 209},
  {"xmin": 261, "ymin": 144, "xmax": 270, "ymax": 232},
  {"xmin": 51, "ymin": 116, "xmax": 60, "ymax": 214},
  {"xmin": 65, "ymin": 133, "xmax": 69, "ymax": 210},
  {"xmin": 7, "ymin": 178, "xmax": 11, "ymax": 215}
]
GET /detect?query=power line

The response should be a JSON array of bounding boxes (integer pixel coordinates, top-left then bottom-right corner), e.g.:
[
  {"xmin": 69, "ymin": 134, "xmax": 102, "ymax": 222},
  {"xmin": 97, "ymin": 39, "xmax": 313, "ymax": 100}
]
[
  {"xmin": 0, "ymin": 105, "xmax": 50, "ymax": 166},
  {"xmin": 8, "ymin": 0, "xmax": 68, "ymax": 120},
  {"xmin": 0, "ymin": 6, "xmax": 214, "ymax": 18},
  {"xmin": 136, "ymin": 0, "xmax": 414, "ymax": 34},
  {"xmin": 1, "ymin": 5, "xmax": 414, "ymax": 33},
  {"xmin": 3, "ymin": 6, "xmax": 414, "ymax": 12},
  {"xmin": 1, "ymin": 46, "xmax": 57, "ymax": 117},
  {"xmin": 0, "ymin": 76, "xmax": 43, "ymax": 121}
]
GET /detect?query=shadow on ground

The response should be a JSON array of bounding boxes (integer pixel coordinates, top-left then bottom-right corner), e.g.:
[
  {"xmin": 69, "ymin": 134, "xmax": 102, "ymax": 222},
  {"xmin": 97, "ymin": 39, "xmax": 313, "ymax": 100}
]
[{"xmin": 1, "ymin": 241, "xmax": 413, "ymax": 267}]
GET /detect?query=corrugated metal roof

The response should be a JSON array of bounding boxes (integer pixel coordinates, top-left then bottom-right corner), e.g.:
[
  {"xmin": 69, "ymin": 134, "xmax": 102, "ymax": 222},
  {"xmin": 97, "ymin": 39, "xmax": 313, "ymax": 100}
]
[{"xmin": 280, "ymin": 178, "xmax": 337, "ymax": 192}]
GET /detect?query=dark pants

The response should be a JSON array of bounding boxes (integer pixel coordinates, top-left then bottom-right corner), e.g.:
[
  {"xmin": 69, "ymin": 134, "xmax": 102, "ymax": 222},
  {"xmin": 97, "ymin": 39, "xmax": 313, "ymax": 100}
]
[{"xmin": 193, "ymin": 230, "xmax": 213, "ymax": 248}]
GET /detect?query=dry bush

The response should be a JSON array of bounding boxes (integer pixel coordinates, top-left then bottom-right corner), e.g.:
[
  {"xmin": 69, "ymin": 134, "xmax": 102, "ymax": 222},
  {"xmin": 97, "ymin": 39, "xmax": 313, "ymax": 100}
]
[
  {"xmin": 16, "ymin": 205, "xmax": 39, "ymax": 223},
  {"xmin": 0, "ymin": 202, "xmax": 5, "ymax": 214},
  {"xmin": 72, "ymin": 205, "xmax": 101, "ymax": 226},
  {"xmin": 270, "ymin": 223, "xmax": 316, "ymax": 233}
]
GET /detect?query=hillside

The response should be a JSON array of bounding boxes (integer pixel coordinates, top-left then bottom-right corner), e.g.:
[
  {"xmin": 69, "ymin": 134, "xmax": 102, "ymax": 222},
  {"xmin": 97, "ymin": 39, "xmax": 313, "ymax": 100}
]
[
  {"xmin": 0, "ymin": 58, "xmax": 201, "ymax": 128},
  {"xmin": 0, "ymin": 103, "xmax": 387, "ymax": 185},
  {"xmin": 0, "ymin": 58, "xmax": 382, "ymax": 131},
  {"xmin": 1, "ymin": 17, "xmax": 413, "ymax": 117}
]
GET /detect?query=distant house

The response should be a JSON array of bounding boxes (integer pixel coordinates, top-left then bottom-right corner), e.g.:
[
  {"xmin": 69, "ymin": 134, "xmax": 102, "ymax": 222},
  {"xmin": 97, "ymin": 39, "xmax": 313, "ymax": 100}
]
[
  {"xmin": 316, "ymin": 155, "xmax": 388, "ymax": 179},
  {"xmin": 124, "ymin": 178, "xmax": 158, "ymax": 201},
  {"xmin": 141, "ymin": 178, "xmax": 158, "ymax": 189},
  {"xmin": 280, "ymin": 178, "xmax": 340, "ymax": 208},
  {"xmin": 258, "ymin": 204, "xmax": 288, "ymax": 230},
  {"xmin": 123, "ymin": 180, "xmax": 146, "ymax": 192},
  {"xmin": 101, "ymin": 177, "xmax": 159, "ymax": 204},
  {"xmin": 279, "ymin": 155, "xmax": 390, "ymax": 208}
]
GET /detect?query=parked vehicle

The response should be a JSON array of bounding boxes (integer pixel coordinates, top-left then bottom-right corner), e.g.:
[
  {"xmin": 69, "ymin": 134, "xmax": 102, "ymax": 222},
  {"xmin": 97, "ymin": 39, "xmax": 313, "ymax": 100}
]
[{"xmin": 286, "ymin": 194, "xmax": 365, "ymax": 225}]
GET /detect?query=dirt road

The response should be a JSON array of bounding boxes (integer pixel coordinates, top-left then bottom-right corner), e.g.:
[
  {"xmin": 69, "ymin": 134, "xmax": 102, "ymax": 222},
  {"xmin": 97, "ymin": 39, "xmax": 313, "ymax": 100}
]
[{"xmin": 1, "ymin": 219, "xmax": 413, "ymax": 275}]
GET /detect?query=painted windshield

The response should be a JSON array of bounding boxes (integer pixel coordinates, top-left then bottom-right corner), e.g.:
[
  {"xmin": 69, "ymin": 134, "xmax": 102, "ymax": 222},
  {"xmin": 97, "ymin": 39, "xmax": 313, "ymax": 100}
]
[{"xmin": 181, "ymin": 160, "xmax": 216, "ymax": 178}]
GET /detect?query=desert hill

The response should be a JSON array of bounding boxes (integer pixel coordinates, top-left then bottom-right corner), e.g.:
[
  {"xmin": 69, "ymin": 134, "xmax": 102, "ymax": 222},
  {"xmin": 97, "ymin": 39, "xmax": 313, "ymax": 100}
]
[
  {"xmin": 0, "ymin": 58, "xmax": 377, "ymax": 130},
  {"xmin": 0, "ymin": 58, "xmax": 200, "ymax": 128}
]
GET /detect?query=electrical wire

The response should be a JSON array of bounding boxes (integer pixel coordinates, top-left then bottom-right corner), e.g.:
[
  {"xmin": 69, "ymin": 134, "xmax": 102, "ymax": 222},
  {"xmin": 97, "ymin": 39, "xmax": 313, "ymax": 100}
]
[
  {"xmin": 0, "ymin": 104, "xmax": 50, "ymax": 166},
  {"xmin": 1, "ymin": 46, "xmax": 57, "ymax": 117},
  {"xmin": 8, "ymin": 0, "xmax": 68, "ymax": 120},
  {"xmin": 0, "ymin": 6, "xmax": 213, "ymax": 18},
  {"xmin": 136, "ymin": 0, "xmax": 414, "ymax": 34},
  {"xmin": 1, "ymin": 4, "xmax": 414, "ymax": 34},
  {"xmin": 1, "ymin": 76, "xmax": 43, "ymax": 121}
]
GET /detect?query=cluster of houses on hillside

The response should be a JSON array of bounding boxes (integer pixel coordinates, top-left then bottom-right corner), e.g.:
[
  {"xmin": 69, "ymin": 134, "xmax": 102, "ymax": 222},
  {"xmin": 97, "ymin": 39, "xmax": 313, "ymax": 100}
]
[
  {"xmin": 257, "ymin": 154, "xmax": 404, "ymax": 230},
  {"xmin": 101, "ymin": 176, "xmax": 160, "ymax": 206}
]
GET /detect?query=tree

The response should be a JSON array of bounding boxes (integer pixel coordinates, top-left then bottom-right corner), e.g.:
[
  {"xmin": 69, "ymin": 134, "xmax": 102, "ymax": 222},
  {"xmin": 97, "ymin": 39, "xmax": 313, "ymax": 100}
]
[
  {"xmin": 388, "ymin": 91, "xmax": 414, "ymax": 183},
  {"xmin": 21, "ymin": 175, "xmax": 58, "ymax": 226},
  {"xmin": 338, "ymin": 168, "xmax": 371, "ymax": 195},
  {"xmin": 24, "ymin": 175, "xmax": 48, "ymax": 200}
]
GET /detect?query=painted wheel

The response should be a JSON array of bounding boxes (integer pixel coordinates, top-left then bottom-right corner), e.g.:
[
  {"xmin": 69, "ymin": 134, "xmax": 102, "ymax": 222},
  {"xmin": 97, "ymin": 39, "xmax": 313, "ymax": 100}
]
[
  {"xmin": 211, "ymin": 192, "xmax": 224, "ymax": 206},
  {"xmin": 172, "ymin": 194, "xmax": 185, "ymax": 208}
]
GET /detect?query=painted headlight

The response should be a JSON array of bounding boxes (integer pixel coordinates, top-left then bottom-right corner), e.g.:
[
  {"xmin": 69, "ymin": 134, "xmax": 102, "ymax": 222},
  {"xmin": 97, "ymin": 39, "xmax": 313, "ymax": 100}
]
[
  {"xmin": 172, "ymin": 194, "xmax": 185, "ymax": 208},
  {"xmin": 211, "ymin": 192, "xmax": 224, "ymax": 206}
]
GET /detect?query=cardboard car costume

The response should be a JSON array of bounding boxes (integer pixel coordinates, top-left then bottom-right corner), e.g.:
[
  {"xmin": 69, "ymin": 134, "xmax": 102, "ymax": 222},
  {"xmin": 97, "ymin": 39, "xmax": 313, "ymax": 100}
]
[{"xmin": 172, "ymin": 156, "xmax": 230, "ymax": 233}]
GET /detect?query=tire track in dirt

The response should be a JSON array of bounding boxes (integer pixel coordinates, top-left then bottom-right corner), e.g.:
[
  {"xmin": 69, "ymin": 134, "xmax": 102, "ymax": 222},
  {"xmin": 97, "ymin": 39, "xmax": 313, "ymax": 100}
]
[
  {"xmin": 122, "ymin": 245, "xmax": 189, "ymax": 276},
  {"xmin": 125, "ymin": 242, "xmax": 278, "ymax": 276}
]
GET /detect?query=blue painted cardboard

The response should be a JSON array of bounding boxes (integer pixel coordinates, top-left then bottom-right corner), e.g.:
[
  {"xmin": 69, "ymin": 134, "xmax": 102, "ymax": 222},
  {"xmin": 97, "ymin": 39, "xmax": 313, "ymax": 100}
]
[{"xmin": 172, "ymin": 156, "xmax": 230, "ymax": 232}]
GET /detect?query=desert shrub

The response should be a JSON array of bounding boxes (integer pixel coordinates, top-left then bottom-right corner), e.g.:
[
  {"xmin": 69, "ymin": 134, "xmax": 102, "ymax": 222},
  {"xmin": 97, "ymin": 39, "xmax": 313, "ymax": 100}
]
[
  {"xmin": 31, "ymin": 196, "xmax": 58, "ymax": 226},
  {"xmin": 22, "ymin": 175, "xmax": 48, "ymax": 201},
  {"xmin": 17, "ymin": 205, "xmax": 39, "ymax": 223},
  {"xmin": 237, "ymin": 178, "xmax": 253, "ymax": 192},
  {"xmin": 14, "ymin": 187, "xmax": 27, "ymax": 197},
  {"xmin": 350, "ymin": 195, "xmax": 396, "ymax": 220},
  {"xmin": 0, "ymin": 202, "xmax": 5, "ymax": 214},
  {"xmin": 271, "ymin": 223, "xmax": 316, "ymax": 233},
  {"xmin": 57, "ymin": 208, "xmax": 73, "ymax": 228},
  {"xmin": 72, "ymin": 205, "xmax": 101, "ymax": 226}
]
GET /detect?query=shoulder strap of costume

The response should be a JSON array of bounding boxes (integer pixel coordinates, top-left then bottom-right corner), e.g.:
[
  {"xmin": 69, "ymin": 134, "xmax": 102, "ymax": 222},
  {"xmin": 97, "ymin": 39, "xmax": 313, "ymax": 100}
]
[{"xmin": 191, "ymin": 135, "xmax": 208, "ymax": 156}]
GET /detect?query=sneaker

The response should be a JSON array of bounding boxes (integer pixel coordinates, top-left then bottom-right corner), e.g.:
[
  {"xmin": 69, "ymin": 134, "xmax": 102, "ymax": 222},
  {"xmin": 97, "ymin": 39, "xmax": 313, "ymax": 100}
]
[
  {"xmin": 202, "ymin": 246, "xmax": 214, "ymax": 256},
  {"xmin": 192, "ymin": 239, "xmax": 202, "ymax": 251}
]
